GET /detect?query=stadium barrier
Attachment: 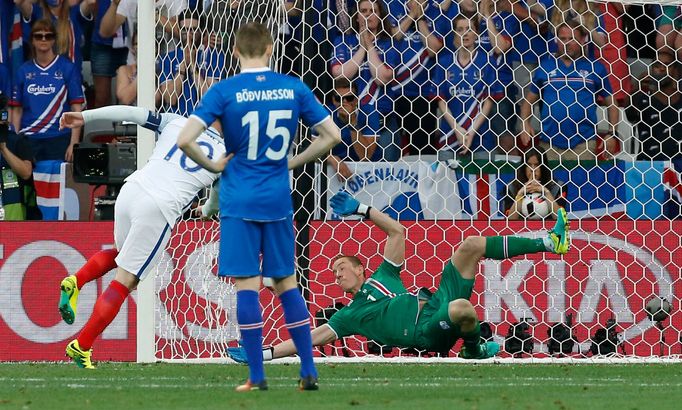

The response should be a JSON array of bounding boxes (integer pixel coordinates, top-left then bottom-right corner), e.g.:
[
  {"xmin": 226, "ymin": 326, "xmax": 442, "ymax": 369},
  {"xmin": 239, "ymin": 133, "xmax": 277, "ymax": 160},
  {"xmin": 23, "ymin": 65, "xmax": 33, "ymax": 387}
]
[{"xmin": 1, "ymin": 220, "xmax": 679, "ymax": 360}]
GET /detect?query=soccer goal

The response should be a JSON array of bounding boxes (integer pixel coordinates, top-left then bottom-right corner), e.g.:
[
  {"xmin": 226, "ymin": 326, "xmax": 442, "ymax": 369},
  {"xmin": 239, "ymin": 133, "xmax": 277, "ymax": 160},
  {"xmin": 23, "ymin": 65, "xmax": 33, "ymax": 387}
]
[{"xmin": 137, "ymin": 0, "xmax": 682, "ymax": 363}]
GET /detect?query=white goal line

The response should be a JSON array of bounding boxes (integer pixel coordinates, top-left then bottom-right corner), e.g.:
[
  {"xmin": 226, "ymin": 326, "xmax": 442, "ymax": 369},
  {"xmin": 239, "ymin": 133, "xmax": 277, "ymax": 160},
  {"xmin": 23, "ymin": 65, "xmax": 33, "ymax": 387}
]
[{"xmin": 157, "ymin": 356, "xmax": 682, "ymax": 365}]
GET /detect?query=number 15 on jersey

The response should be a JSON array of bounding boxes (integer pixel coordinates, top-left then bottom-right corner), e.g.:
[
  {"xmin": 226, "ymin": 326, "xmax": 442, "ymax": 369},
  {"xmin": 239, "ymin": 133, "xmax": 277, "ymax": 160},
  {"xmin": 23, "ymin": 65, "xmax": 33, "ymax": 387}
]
[{"xmin": 242, "ymin": 110, "xmax": 292, "ymax": 161}]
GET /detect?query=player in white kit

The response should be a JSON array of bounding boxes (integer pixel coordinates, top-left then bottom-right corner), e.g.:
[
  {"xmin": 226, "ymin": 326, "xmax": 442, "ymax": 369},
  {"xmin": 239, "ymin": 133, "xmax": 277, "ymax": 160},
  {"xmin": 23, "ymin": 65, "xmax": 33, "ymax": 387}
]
[{"xmin": 57, "ymin": 105, "xmax": 226, "ymax": 368}]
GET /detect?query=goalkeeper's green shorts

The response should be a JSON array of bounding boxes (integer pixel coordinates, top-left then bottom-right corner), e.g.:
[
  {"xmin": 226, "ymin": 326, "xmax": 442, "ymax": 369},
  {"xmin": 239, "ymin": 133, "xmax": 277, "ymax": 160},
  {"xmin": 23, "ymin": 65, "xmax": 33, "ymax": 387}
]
[{"xmin": 414, "ymin": 261, "xmax": 475, "ymax": 353}]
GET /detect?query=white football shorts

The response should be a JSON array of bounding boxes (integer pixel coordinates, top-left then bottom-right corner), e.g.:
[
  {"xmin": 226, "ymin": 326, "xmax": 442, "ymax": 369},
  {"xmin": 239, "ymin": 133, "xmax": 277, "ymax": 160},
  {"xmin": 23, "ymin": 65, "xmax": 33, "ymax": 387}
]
[{"xmin": 114, "ymin": 181, "xmax": 173, "ymax": 281}]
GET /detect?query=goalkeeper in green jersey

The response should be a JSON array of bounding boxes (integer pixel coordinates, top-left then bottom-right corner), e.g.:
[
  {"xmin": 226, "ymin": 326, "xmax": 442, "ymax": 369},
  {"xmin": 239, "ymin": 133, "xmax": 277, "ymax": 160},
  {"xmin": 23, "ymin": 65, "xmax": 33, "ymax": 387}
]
[{"xmin": 228, "ymin": 191, "xmax": 570, "ymax": 361}]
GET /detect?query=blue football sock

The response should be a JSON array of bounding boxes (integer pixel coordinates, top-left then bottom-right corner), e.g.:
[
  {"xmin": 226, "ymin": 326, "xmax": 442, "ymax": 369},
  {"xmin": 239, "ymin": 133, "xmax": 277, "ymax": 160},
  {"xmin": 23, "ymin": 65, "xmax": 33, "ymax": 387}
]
[
  {"xmin": 279, "ymin": 288, "xmax": 317, "ymax": 379},
  {"xmin": 236, "ymin": 290, "xmax": 265, "ymax": 384}
]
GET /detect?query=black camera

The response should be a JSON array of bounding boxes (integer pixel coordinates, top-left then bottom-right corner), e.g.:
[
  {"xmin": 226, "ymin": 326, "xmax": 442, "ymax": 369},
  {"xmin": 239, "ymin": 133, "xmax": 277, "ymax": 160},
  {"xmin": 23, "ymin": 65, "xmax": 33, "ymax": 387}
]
[
  {"xmin": 547, "ymin": 313, "xmax": 577, "ymax": 356},
  {"xmin": 589, "ymin": 318, "xmax": 620, "ymax": 356},
  {"xmin": 72, "ymin": 143, "xmax": 136, "ymax": 185},
  {"xmin": 504, "ymin": 318, "xmax": 534, "ymax": 357},
  {"xmin": 0, "ymin": 94, "xmax": 9, "ymax": 144}
]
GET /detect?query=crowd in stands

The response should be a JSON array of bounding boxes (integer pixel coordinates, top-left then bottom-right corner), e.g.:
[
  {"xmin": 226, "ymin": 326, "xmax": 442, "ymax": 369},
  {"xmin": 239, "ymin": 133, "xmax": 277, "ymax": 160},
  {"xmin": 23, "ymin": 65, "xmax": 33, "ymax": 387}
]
[{"xmin": 0, "ymin": 0, "xmax": 681, "ymax": 220}]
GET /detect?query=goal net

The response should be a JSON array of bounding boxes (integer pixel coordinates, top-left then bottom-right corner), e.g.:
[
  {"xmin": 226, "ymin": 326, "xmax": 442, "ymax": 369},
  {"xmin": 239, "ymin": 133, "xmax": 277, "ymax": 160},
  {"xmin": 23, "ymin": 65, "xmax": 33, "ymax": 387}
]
[{"xmin": 140, "ymin": 0, "xmax": 682, "ymax": 362}]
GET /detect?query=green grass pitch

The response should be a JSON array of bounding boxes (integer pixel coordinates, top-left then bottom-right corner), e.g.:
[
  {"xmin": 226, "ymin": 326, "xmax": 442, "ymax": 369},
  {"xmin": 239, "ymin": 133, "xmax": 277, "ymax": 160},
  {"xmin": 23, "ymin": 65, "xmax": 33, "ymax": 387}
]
[{"xmin": 1, "ymin": 363, "xmax": 680, "ymax": 409}]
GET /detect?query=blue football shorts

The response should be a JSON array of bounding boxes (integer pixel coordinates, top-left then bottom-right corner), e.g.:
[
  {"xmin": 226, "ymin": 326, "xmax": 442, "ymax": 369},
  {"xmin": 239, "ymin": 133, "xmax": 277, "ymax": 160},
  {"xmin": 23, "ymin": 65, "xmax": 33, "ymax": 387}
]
[{"xmin": 218, "ymin": 215, "xmax": 295, "ymax": 278}]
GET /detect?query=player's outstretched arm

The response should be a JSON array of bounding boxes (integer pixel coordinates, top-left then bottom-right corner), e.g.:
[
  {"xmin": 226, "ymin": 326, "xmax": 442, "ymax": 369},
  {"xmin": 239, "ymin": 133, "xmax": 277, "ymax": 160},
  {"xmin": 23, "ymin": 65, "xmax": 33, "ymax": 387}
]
[
  {"xmin": 177, "ymin": 117, "xmax": 228, "ymax": 173},
  {"xmin": 288, "ymin": 117, "xmax": 341, "ymax": 170},
  {"xmin": 60, "ymin": 105, "xmax": 151, "ymax": 130},
  {"xmin": 330, "ymin": 192, "xmax": 405, "ymax": 265},
  {"xmin": 226, "ymin": 324, "xmax": 337, "ymax": 363},
  {"xmin": 367, "ymin": 206, "xmax": 405, "ymax": 266}
]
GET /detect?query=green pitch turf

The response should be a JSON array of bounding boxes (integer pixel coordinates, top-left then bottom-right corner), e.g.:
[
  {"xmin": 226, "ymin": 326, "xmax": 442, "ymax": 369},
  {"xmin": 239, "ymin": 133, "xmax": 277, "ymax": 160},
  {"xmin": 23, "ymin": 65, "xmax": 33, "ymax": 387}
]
[{"xmin": 0, "ymin": 363, "xmax": 680, "ymax": 410}]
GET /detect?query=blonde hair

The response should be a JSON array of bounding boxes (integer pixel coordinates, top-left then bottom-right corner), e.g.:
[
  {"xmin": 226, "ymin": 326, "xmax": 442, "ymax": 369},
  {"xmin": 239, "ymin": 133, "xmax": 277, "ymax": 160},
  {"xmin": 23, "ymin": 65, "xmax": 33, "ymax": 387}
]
[
  {"xmin": 235, "ymin": 22, "xmax": 273, "ymax": 58},
  {"xmin": 40, "ymin": 0, "xmax": 74, "ymax": 60},
  {"xmin": 551, "ymin": 0, "xmax": 599, "ymax": 36}
]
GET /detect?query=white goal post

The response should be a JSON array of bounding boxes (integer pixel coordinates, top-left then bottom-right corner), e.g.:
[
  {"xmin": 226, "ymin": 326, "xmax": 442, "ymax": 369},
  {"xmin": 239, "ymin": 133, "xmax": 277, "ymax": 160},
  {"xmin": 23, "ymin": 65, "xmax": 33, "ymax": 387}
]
[{"xmin": 136, "ymin": 0, "xmax": 682, "ymax": 363}]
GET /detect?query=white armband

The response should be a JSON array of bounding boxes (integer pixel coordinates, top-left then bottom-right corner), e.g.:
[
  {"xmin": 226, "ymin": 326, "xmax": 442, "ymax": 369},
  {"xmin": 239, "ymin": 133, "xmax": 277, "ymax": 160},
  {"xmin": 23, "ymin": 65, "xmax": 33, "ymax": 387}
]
[{"xmin": 356, "ymin": 203, "xmax": 371, "ymax": 219}]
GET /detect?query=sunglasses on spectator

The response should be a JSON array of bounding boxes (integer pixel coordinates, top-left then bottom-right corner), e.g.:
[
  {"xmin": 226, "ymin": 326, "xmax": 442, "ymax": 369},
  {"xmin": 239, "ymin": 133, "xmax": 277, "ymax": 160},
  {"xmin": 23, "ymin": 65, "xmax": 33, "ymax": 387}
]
[
  {"xmin": 33, "ymin": 33, "xmax": 56, "ymax": 41},
  {"xmin": 334, "ymin": 94, "xmax": 357, "ymax": 102}
]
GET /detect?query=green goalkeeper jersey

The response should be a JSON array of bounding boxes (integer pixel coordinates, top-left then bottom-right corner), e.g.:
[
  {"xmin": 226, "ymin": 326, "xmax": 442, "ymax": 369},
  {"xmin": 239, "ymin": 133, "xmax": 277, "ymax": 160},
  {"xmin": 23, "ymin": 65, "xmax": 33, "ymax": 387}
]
[{"xmin": 326, "ymin": 260, "xmax": 419, "ymax": 348}]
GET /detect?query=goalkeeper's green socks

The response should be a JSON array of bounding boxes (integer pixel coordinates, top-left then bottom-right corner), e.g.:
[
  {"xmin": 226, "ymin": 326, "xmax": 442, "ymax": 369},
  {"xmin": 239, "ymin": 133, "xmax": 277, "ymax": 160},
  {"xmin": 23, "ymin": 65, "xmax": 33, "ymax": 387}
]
[
  {"xmin": 461, "ymin": 321, "xmax": 482, "ymax": 352},
  {"xmin": 484, "ymin": 236, "xmax": 551, "ymax": 260}
]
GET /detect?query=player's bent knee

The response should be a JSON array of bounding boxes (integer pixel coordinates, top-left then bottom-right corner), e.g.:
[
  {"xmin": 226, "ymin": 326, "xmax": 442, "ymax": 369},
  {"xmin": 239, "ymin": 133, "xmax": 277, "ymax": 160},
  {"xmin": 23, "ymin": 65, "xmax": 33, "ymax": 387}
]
[
  {"xmin": 461, "ymin": 236, "xmax": 485, "ymax": 255},
  {"xmin": 451, "ymin": 236, "xmax": 486, "ymax": 267},
  {"xmin": 448, "ymin": 299, "xmax": 476, "ymax": 325},
  {"xmin": 114, "ymin": 268, "xmax": 139, "ymax": 291}
]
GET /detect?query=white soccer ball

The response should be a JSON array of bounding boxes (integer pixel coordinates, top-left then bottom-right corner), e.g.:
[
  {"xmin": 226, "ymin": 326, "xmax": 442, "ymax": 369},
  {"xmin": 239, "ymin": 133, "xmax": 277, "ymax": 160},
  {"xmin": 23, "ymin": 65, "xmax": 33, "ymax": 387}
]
[
  {"xmin": 645, "ymin": 297, "xmax": 672, "ymax": 322},
  {"xmin": 521, "ymin": 192, "xmax": 552, "ymax": 219}
]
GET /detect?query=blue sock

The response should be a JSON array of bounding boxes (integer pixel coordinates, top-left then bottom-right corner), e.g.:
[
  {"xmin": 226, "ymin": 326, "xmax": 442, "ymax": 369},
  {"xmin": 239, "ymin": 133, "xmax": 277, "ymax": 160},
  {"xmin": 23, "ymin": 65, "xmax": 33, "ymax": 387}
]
[
  {"xmin": 236, "ymin": 290, "xmax": 265, "ymax": 383},
  {"xmin": 279, "ymin": 288, "xmax": 317, "ymax": 379}
]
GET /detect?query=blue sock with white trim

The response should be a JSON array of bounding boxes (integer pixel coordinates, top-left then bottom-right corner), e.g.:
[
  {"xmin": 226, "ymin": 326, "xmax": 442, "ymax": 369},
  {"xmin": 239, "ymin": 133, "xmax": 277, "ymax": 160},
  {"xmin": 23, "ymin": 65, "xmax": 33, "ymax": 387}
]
[
  {"xmin": 236, "ymin": 290, "xmax": 265, "ymax": 384},
  {"xmin": 279, "ymin": 288, "xmax": 317, "ymax": 379}
]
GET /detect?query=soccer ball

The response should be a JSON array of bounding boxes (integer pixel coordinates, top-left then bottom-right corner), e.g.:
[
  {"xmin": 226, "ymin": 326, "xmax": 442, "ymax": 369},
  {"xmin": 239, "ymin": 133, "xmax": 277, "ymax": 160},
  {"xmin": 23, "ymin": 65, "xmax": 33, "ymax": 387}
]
[
  {"xmin": 645, "ymin": 297, "xmax": 672, "ymax": 322},
  {"xmin": 521, "ymin": 193, "xmax": 551, "ymax": 219}
]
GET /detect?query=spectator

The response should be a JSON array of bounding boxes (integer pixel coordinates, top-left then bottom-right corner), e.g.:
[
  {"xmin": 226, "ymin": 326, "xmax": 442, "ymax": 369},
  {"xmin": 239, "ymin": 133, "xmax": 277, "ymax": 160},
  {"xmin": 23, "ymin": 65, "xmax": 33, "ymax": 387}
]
[
  {"xmin": 433, "ymin": 15, "xmax": 502, "ymax": 156},
  {"xmin": 281, "ymin": 0, "xmax": 303, "ymax": 76},
  {"xmin": 550, "ymin": 0, "xmax": 606, "ymax": 48},
  {"xmin": 549, "ymin": 0, "xmax": 634, "ymax": 108},
  {"xmin": 626, "ymin": 52, "xmax": 682, "ymax": 161},
  {"xmin": 203, "ymin": 0, "xmax": 279, "ymax": 76},
  {"xmin": 24, "ymin": 0, "xmax": 96, "ymax": 71},
  {"xmin": 0, "ymin": 110, "xmax": 40, "ymax": 221},
  {"xmin": 90, "ymin": 0, "xmax": 129, "ymax": 107},
  {"xmin": 520, "ymin": 21, "xmax": 619, "ymax": 161},
  {"xmin": 480, "ymin": 0, "xmax": 521, "ymax": 147},
  {"xmin": 505, "ymin": 148, "xmax": 565, "ymax": 220},
  {"xmin": 325, "ymin": 0, "xmax": 357, "ymax": 40},
  {"xmin": 0, "ymin": 63, "xmax": 9, "ymax": 97},
  {"xmin": 157, "ymin": 9, "xmax": 226, "ymax": 116},
  {"xmin": 330, "ymin": 0, "xmax": 399, "ymax": 160},
  {"xmin": 326, "ymin": 78, "xmax": 383, "ymax": 181},
  {"xmin": 655, "ymin": 5, "xmax": 681, "ymax": 61},
  {"xmin": 9, "ymin": 19, "xmax": 84, "ymax": 162},
  {"xmin": 115, "ymin": 30, "xmax": 137, "ymax": 105},
  {"xmin": 100, "ymin": 0, "xmax": 186, "ymax": 63},
  {"xmin": 385, "ymin": 0, "xmax": 445, "ymax": 155},
  {"xmin": 500, "ymin": 0, "xmax": 554, "ymax": 107},
  {"xmin": 1, "ymin": 1, "xmax": 33, "ymax": 75}
]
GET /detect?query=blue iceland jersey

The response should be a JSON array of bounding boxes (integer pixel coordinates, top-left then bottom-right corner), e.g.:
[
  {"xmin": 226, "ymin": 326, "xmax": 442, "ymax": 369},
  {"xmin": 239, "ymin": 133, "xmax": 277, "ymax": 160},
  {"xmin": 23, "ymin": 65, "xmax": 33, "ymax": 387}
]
[
  {"xmin": 478, "ymin": 12, "xmax": 518, "ymax": 87},
  {"xmin": 0, "ymin": 64, "xmax": 9, "ymax": 97},
  {"xmin": 191, "ymin": 68, "xmax": 330, "ymax": 221},
  {"xmin": 385, "ymin": 0, "xmax": 440, "ymax": 98},
  {"xmin": 528, "ymin": 56, "xmax": 612, "ymax": 149},
  {"xmin": 10, "ymin": 55, "xmax": 84, "ymax": 138},
  {"xmin": 0, "ymin": 0, "xmax": 15, "ymax": 66},
  {"xmin": 511, "ymin": 0, "xmax": 554, "ymax": 64},
  {"xmin": 330, "ymin": 33, "xmax": 399, "ymax": 116},
  {"xmin": 433, "ymin": 50, "xmax": 503, "ymax": 150},
  {"xmin": 158, "ymin": 47, "xmax": 227, "ymax": 116}
]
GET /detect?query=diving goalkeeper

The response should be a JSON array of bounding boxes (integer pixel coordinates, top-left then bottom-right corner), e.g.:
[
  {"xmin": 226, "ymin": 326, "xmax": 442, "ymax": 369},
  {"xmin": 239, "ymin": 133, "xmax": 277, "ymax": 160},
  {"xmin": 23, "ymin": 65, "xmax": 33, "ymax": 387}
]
[{"xmin": 228, "ymin": 191, "xmax": 571, "ymax": 361}]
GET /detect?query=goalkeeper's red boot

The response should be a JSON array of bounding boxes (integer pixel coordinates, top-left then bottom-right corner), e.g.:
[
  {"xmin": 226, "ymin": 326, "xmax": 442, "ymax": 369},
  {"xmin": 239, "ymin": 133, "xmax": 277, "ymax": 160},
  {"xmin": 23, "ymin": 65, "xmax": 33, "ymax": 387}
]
[
  {"xmin": 235, "ymin": 379, "xmax": 268, "ymax": 392},
  {"xmin": 298, "ymin": 376, "xmax": 319, "ymax": 391}
]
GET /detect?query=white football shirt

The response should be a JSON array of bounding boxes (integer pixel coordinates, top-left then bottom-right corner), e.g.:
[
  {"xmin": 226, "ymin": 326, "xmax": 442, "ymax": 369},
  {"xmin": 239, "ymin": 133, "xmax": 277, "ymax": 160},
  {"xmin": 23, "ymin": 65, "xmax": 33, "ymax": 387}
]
[{"xmin": 125, "ymin": 114, "xmax": 225, "ymax": 224}]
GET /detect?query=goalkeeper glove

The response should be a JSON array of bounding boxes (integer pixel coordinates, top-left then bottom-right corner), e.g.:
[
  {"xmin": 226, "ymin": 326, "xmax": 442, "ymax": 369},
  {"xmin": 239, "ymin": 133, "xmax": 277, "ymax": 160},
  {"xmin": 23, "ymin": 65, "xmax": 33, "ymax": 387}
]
[
  {"xmin": 226, "ymin": 344, "xmax": 274, "ymax": 363},
  {"xmin": 329, "ymin": 191, "xmax": 371, "ymax": 218}
]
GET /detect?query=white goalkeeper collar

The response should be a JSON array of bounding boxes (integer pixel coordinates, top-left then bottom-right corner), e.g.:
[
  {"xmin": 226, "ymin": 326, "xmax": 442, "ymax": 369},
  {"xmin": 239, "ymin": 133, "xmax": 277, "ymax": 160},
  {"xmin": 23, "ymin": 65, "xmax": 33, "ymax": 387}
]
[{"xmin": 241, "ymin": 67, "xmax": 271, "ymax": 73}]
